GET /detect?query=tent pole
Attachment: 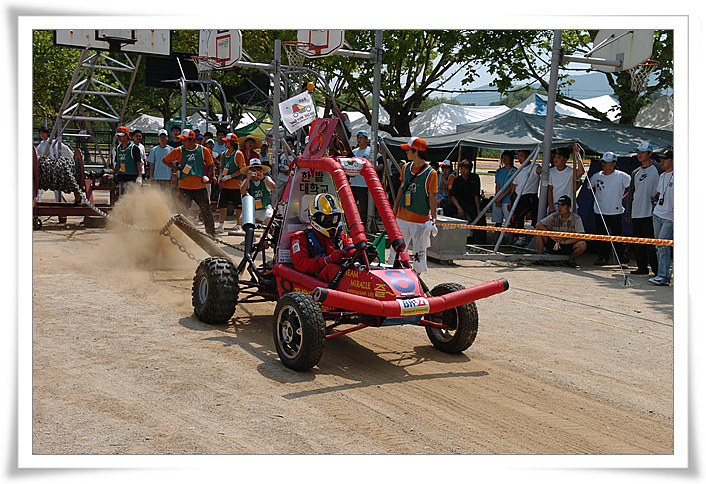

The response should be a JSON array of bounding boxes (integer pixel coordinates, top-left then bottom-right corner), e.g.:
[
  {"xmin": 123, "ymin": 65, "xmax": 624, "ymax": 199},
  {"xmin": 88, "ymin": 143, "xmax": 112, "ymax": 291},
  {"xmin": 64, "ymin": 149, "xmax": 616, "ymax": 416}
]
[
  {"xmin": 272, "ymin": 40, "xmax": 282, "ymax": 204},
  {"xmin": 367, "ymin": 30, "xmax": 383, "ymax": 234},
  {"xmin": 537, "ymin": 29, "xmax": 563, "ymax": 219}
]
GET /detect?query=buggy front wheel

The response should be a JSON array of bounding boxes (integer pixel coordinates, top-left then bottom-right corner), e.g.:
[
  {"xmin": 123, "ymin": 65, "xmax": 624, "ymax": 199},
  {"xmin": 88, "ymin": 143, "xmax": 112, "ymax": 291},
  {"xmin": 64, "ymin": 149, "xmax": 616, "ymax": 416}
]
[
  {"xmin": 273, "ymin": 292, "xmax": 325, "ymax": 370},
  {"xmin": 425, "ymin": 282, "xmax": 479, "ymax": 353}
]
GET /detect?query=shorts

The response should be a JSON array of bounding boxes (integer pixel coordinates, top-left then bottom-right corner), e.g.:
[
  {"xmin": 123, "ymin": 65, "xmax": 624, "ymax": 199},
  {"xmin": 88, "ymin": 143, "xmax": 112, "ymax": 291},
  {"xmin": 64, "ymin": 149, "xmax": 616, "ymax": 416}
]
[
  {"xmin": 254, "ymin": 206, "xmax": 274, "ymax": 223},
  {"xmin": 217, "ymin": 187, "xmax": 242, "ymax": 209},
  {"xmin": 546, "ymin": 242, "xmax": 577, "ymax": 255},
  {"xmin": 492, "ymin": 202, "xmax": 511, "ymax": 224}
]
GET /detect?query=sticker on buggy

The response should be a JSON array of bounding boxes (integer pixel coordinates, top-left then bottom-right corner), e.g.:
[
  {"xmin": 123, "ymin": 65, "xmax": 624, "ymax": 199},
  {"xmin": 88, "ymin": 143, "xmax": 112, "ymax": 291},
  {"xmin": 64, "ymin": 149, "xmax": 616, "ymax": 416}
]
[{"xmin": 398, "ymin": 297, "xmax": 430, "ymax": 316}]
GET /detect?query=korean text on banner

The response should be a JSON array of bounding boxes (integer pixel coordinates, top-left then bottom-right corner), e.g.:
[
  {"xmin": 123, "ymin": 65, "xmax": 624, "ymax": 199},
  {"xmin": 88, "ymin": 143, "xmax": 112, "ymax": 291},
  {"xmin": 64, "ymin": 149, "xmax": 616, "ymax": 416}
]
[{"xmin": 279, "ymin": 92, "xmax": 317, "ymax": 133}]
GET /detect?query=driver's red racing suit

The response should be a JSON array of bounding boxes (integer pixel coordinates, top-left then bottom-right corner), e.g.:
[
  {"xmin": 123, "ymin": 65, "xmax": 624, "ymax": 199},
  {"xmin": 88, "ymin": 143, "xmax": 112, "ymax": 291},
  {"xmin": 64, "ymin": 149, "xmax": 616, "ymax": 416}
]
[{"xmin": 290, "ymin": 228, "xmax": 356, "ymax": 282}]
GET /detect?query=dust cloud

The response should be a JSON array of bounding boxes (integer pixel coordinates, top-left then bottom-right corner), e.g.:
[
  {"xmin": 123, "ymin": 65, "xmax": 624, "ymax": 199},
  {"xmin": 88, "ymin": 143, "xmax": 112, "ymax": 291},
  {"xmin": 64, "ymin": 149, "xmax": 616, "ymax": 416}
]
[{"xmin": 101, "ymin": 185, "xmax": 201, "ymax": 271}]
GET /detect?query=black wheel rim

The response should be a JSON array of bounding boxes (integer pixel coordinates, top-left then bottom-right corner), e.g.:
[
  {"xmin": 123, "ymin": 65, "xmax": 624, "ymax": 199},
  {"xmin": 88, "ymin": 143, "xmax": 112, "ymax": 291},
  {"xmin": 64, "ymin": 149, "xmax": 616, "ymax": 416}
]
[
  {"xmin": 430, "ymin": 307, "xmax": 458, "ymax": 343},
  {"xmin": 277, "ymin": 306, "xmax": 303, "ymax": 359}
]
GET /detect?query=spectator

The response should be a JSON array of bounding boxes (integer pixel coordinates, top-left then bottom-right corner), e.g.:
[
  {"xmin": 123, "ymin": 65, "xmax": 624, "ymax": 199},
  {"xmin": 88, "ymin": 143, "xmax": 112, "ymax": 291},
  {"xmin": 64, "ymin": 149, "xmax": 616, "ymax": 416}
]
[
  {"xmin": 162, "ymin": 129, "xmax": 216, "ymax": 236},
  {"xmin": 195, "ymin": 133, "xmax": 205, "ymax": 145},
  {"xmin": 626, "ymin": 142, "xmax": 660, "ymax": 276},
  {"xmin": 649, "ymin": 149, "xmax": 674, "ymax": 286},
  {"xmin": 447, "ymin": 159, "xmax": 485, "ymax": 244},
  {"xmin": 215, "ymin": 133, "xmax": 246, "ymax": 234},
  {"xmin": 113, "ymin": 126, "xmax": 143, "ymax": 195},
  {"xmin": 211, "ymin": 129, "xmax": 228, "ymax": 159},
  {"xmin": 168, "ymin": 125, "xmax": 182, "ymax": 148},
  {"xmin": 203, "ymin": 131, "xmax": 214, "ymax": 143},
  {"xmin": 350, "ymin": 130, "xmax": 375, "ymax": 224},
  {"xmin": 259, "ymin": 139, "xmax": 270, "ymax": 166},
  {"xmin": 588, "ymin": 152, "xmax": 631, "ymax": 267},
  {"xmin": 238, "ymin": 134, "xmax": 261, "ymax": 165},
  {"xmin": 331, "ymin": 104, "xmax": 352, "ymax": 139},
  {"xmin": 147, "ymin": 129, "xmax": 174, "ymax": 190},
  {"xmin": 547, "ymin": 146, "xmax": 585, "ymax": 214},
  {"xmin": 240, "ymin": 158, "xmax": 276, "ymax": 226},
  {"xmin": 535, "ymin": 195, "xmax": 587, "ymax": 268},
  {"xmin": 436, "ymin": 159, "xmax": 455, "ymax": 213},
  {"xmin": 290, "ymin": 193, "xmax": 356, "ymax": 283},
  {"xmin": 132, "ymin": 129, "xmax": 146, "ymax": 179},
  {"xmin": 390, "ymin": 137, "xmax": 438, "ymax": 273},
  {"xmin": 35, "ymin": 126, "xmax": 73, "ymax": 202},
  {"xmin": 509, "ymin": 149, "xmax": 540, "ymax": 245},
  {"xmin": 492, "ymin": 151, "xmax": 518, "ymax": 240},
  {"xmin": 276, "ymin": 136, "xmax": 295, "ymax": 203}
]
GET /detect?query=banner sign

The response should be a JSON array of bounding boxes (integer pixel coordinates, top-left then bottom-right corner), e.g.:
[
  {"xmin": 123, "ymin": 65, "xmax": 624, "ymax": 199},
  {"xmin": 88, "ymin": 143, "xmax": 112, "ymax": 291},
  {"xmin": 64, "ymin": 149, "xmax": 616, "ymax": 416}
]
[{"xmin": 279, "ymin": 92, "xmax": 316, "ymax": 133}]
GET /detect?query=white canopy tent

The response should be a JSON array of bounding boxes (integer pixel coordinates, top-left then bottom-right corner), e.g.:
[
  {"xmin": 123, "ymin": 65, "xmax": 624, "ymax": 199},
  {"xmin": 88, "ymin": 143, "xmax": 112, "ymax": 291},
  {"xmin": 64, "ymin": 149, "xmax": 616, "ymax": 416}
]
[
  {"xmin": 409, "ymin": 104, "xmax": 509, "ymax": 137},
  {"xmin": 635, "ymin": 95, "xmax": 673, "ymax": 131},
  {"xmin": 125, "ymin": 114, "xmax": 164, "ymax": 134}
]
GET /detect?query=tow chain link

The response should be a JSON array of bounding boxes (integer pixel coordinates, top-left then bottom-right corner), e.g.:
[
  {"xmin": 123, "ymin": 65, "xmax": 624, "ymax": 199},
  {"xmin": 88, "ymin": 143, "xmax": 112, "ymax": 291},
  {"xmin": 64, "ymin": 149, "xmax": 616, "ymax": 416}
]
[{"xmin": 57, "ymin": 160, "xmax": 246, "ymax": 261}]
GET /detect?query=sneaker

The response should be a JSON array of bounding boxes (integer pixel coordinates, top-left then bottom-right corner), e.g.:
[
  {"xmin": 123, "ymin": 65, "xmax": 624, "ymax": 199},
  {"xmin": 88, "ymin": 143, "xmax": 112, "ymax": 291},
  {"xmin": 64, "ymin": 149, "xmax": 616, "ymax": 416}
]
[
  {"xmin": 648, "ymin": 277, "xmax": 670, "ymax": 286},
  {"xmin": 215, "ymin": 225, "xmax": 225, "ymax": 234},
  {"xmin": 233, "ymin": 224, "xmax": 244, "ymax": 234},
  {"xmin": 594, "ymin": 258, "xmax": 609, "ymax": 266}
]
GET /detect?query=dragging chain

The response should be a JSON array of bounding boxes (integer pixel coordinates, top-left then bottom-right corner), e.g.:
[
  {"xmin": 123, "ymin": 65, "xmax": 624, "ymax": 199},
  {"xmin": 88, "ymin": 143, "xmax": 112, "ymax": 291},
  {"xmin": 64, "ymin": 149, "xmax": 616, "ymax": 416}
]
[{"xmin": 61, "ymin": 162, "xmax": 245, "ymax": 262}]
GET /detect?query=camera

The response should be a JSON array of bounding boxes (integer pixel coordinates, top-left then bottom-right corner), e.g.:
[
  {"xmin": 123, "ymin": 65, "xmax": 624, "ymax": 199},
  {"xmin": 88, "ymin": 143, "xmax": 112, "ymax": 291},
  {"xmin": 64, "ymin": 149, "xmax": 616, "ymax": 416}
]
[{"xmin": 659, "ymin": 199, "xmax": 665, "ymax": 206}]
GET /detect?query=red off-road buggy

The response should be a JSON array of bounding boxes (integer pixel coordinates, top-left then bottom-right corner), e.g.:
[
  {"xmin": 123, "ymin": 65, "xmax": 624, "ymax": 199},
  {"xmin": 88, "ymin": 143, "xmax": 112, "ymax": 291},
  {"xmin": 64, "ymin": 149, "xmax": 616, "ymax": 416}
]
[{"xmin": 191, "ymin": 118, "xmax": 508, "ymax": 370}]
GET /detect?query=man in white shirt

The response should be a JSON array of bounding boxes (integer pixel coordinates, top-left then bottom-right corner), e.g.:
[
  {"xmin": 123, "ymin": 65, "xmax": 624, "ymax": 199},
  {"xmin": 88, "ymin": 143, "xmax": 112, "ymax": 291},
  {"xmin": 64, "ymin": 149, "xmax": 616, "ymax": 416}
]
[
  {"xmin": 132, "ymin": 130, "xmax": 147, "ymax": 178},
  {"xmin": 211, "ymin": 129, "xmax": 228, "ymax": 159},
  {"xmin": 649, "ymin": 149, "xmax": 674, "ymax": 286},
  {"xmin": 547, "ymin": 147, "xmax": 585, "ymax": 214},
  {"xmin": 35, "ymin": 125, "xmax": 74, "ymax": 203},
  {"xmin": 626, "ymin": 142, "xmax": 660, "ymax": 275},
  {"xmin": 509, "ymin": 150, "xmax": 540, "ymax": 245},
  {"xmin": 588, "ymin": 151, "xmax": 631, "ymax": 267},
  {"xmin": 350, "ymin": 130, "xmax": 375, "ymax": 224}
]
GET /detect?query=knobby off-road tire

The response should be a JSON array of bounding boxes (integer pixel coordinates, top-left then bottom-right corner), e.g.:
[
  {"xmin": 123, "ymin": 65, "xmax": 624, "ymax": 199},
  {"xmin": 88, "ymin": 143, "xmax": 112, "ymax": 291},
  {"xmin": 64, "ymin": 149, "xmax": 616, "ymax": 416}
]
[
  {"xmin": 273, "ymin": 292, "xmax": 325, "ymax": 371},
  {"xmin": 425, "ymin": 282, "xmax": 479, "ymax": 353},
  {"xmin": 192, "ymin": 257, "xmax": 239, "ymax": 324}
]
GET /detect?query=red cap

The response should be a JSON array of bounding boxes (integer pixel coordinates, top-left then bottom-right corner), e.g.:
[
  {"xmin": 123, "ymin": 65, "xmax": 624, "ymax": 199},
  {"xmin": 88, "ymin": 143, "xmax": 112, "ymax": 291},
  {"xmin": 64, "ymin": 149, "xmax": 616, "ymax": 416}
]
[
  {"xmin": 177, "ymin": 129, "xmax": 196, "ymax": 140},
  {"xmin": 400, "ymin": 137, "xmax": 427, "ymax": 151},
  {"xmin": 116, "ymin": 126, "xmax": 131, "ymax": 139}
]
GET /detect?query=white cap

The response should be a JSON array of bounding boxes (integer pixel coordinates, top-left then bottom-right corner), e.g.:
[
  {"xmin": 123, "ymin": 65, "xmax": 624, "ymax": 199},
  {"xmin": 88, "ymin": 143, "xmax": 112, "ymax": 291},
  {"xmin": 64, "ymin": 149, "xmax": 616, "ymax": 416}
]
[{"xmin": 158, "ymin": 129, "xmax": 168, "ymax": 137}]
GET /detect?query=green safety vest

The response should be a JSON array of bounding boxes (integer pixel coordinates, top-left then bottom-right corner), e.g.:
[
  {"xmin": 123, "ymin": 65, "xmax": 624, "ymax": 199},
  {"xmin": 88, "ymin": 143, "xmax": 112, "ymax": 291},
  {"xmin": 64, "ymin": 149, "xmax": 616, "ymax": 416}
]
[
  {"xmin": 248, "ymin": 179, "xmax": 271, "ymax": 210},
  {"xmin": 220, "ymin": 150, "xmax": 243, "ymax": 182},
  {"xmin": 116, "ymin": 142, "xmax": 138, "ymax": 176},
  {"xmin": 401, "ymin": 162, "xmax": 432, "ymax": 216},
  {"xmin": 178, "ymin": 145, "xmax": 206, "ymax": 180}
]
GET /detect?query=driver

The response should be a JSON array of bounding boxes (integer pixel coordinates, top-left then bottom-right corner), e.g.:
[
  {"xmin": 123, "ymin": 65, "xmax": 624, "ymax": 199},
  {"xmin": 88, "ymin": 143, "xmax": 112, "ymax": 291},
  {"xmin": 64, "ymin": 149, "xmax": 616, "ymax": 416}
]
[{"xmin": 290, "ymin": 193, "xmax": 357, "ymax": 282}]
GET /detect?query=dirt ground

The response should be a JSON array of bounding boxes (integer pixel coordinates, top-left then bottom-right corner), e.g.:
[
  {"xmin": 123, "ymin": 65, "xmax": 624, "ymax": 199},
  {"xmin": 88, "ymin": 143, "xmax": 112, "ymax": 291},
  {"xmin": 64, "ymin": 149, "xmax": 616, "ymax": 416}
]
[{"xmin": 30, "ymin": 187, "xmax": 674, "ymax": 459}]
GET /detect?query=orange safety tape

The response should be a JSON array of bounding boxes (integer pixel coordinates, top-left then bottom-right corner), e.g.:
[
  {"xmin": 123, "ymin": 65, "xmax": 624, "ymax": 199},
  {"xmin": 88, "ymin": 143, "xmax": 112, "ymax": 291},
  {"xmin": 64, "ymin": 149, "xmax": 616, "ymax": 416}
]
[{"xmin": 435, "ymin": 222, "xmax": 674, "ymax": 247}]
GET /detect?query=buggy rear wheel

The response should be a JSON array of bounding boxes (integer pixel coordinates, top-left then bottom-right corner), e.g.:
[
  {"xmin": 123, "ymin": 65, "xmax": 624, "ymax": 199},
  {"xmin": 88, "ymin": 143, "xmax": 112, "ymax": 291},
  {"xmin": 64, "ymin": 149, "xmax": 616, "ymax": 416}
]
[
  {"xmin": 273, "ymin": 292, "xmax": 325, "ymax": 370},
  {"xmin": 425, "ymin": 282, "xmax": 478, "ymax": 353},
  {"xmin": 192, "ymin": 257, "xmax": 238, "ymax": 324}
]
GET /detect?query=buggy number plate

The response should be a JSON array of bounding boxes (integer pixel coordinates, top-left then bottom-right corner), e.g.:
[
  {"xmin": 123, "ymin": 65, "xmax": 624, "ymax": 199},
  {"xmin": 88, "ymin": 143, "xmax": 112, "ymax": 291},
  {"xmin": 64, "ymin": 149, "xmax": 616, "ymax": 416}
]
[{"xmin": 398, "ymin": 297, "xmax": 430, "ymax": 316}]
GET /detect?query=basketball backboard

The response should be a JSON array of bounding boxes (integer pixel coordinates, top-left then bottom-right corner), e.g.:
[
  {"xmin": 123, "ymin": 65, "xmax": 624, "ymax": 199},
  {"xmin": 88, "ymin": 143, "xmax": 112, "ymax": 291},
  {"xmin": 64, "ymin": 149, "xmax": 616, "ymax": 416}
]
[
  {"xmin": 198, "ymin": 30, "xmax": 242, "ymax": 69},
  {"xmin": 53, "ymin": 29, "xmax": 171, "ymax": 56},
  {"xmin": 590, "ymin": 29, "xmax": 654, "ymax": 73},
  {"xmin": 296, "ymin": 29, "xmax": 345, "ymax": 58}
]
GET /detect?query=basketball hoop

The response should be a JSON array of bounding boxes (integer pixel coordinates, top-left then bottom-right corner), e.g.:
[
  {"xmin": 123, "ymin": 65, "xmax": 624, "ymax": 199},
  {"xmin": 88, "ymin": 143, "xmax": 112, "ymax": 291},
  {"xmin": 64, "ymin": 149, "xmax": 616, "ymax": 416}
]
[
  {"xmin": 282, "ymin": 41, "xmax": 321, "ymax": 68},
  {"xmin": 191, "ymin": 55, "xmax": 225, "ymax": 82},
  {"xmin": 627, "ymin": 59, "xmax": 659, "ymax": 93}
]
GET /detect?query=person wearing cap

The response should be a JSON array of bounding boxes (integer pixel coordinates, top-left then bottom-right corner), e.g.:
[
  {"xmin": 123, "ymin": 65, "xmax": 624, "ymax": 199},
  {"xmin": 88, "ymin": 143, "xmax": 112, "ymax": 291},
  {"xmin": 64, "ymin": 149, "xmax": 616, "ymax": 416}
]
[
  {"xmin": 390, "ymin": 137, "xmax": 438, "ymax": 274},
  {"xmin": 437, "ymin": 160, "xmax": 455, "ymax": 212},
  {"xmin": 535, "ymin": 195, "xmax": 587, "ymax": 268},
  {"xmin": 259, "ymin": 139, "xmax": 270, "ymax": 166},
  {"xmin": 350, "ymin": 129, "xmax": 379, "ymax": 225},
  {"xmin": 547, "ymin": 146, "xmax": 585, "ymax": 214},
  {"xmin": 215, "ymin": 133, "xmax": 247, "ymax": 234},
  {"xmin": 240, "ymin": 159, "xmax": 276, "ymax": 227},
  {"xmin": 195, "ymin": 133, "xmax": 205, "ymax": 145},
  {"xmin": 168, "ymin": 125, "xmax": 182, "ymax": 149},
  {"xmin": 649, "ymin": 149, "xmax": 674, "ymax": 286},
  {"xmin": 147, "ymin": 128, "xmax": 174, "ymax": 190},
  {"xmin": 113, "ymin": 126, "xmax": 143, "ymax": 195},
  {"xmin": 162, "ymin": 128, "xmax": 217, "ymax": 236},
  {"xmin": 588, "ymin": 151, "xmax": 631, "ymax": 267},
  {"xmin": 626, "ymin": 142, "xmax": 661, "ymax": 275}
]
